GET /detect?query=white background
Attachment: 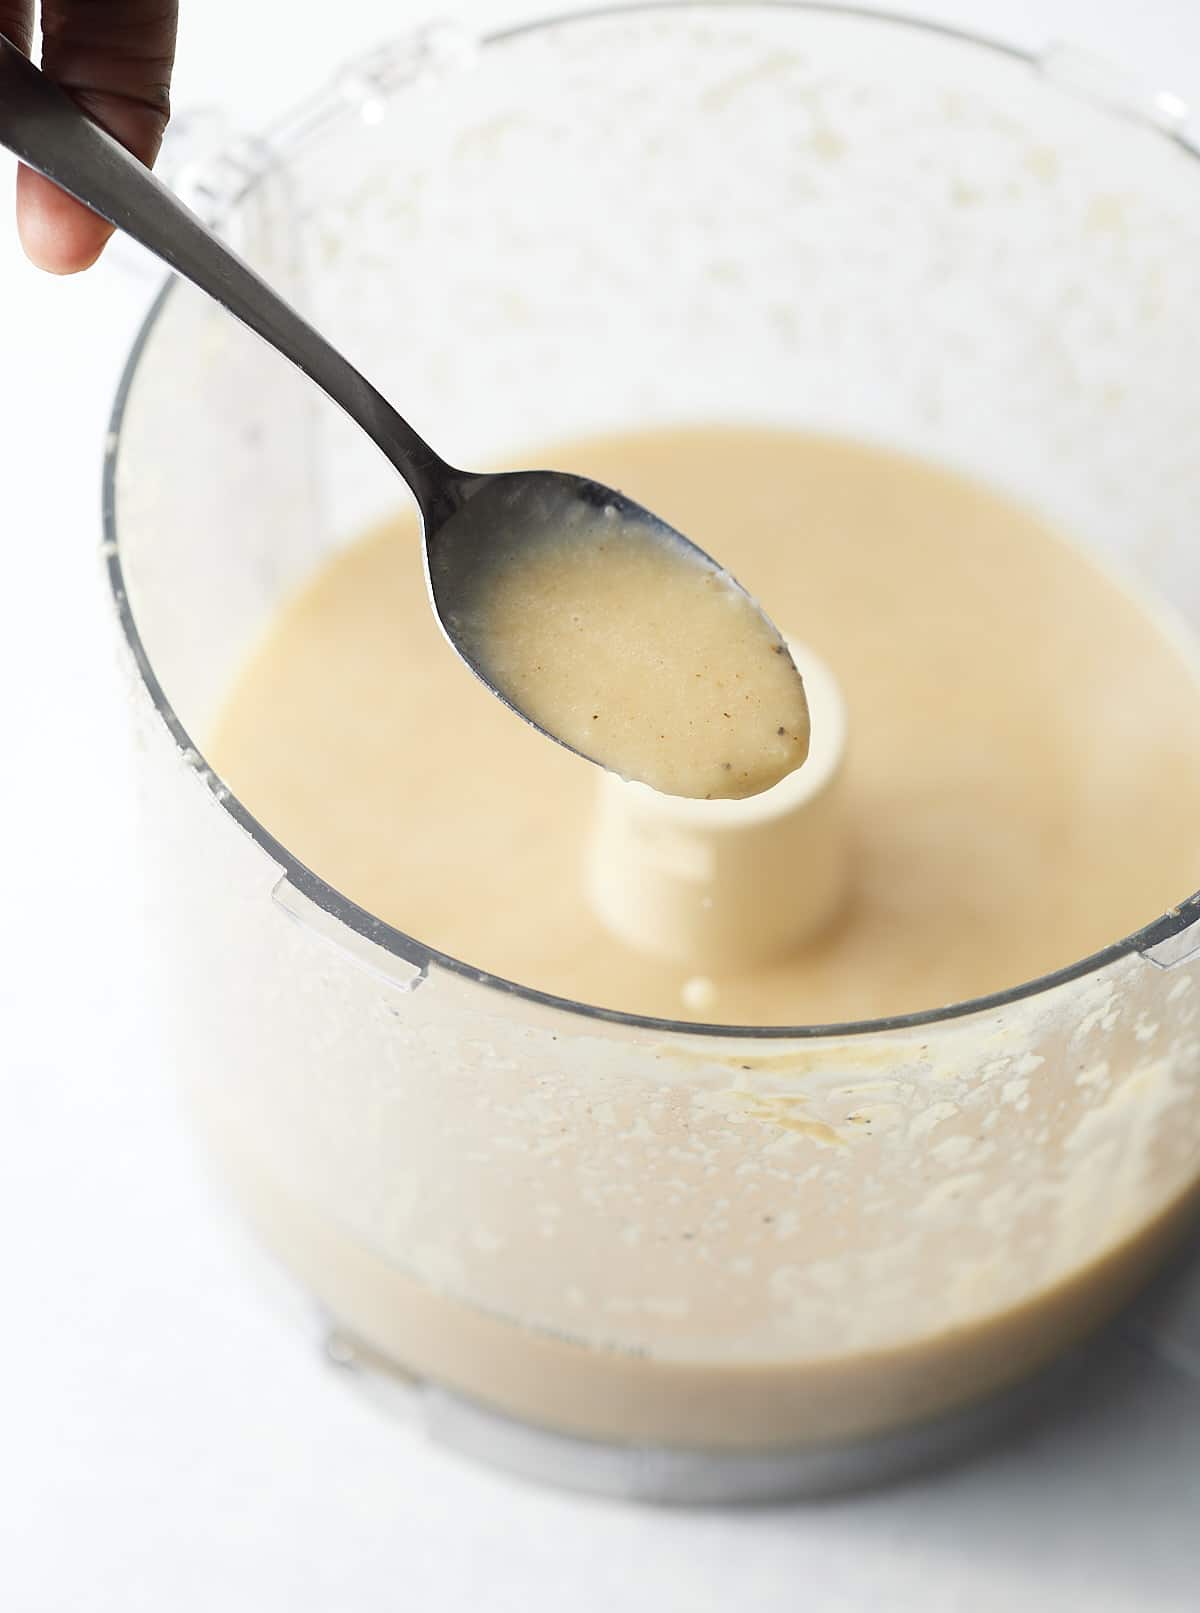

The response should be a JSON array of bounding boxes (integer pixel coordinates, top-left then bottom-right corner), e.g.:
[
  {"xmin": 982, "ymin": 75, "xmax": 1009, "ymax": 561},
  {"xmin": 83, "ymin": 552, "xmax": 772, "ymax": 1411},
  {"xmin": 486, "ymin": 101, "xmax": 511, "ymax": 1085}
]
[{"xmin": 4, "ymin": 3, "xmax": 1200, "ymax": 1610}]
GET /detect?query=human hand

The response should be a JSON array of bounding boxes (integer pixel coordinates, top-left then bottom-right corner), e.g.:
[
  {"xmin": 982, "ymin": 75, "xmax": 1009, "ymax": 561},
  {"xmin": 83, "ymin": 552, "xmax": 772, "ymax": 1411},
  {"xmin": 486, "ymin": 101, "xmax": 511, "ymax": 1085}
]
[{"xmin": 1, "ymin": 1, "xmax": 178, "ymax": 272}]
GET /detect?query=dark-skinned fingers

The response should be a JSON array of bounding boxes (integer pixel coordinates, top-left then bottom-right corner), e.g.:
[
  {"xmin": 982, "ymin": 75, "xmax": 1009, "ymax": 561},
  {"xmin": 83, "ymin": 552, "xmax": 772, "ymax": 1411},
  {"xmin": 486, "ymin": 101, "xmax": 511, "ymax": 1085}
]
[
  {"xmin": 17, "ymin": 0, "xmax": 178, "ymax": 272},
  {"xmin": 0, "ymin": 4, "xmax": 34, "ymax": 54}
]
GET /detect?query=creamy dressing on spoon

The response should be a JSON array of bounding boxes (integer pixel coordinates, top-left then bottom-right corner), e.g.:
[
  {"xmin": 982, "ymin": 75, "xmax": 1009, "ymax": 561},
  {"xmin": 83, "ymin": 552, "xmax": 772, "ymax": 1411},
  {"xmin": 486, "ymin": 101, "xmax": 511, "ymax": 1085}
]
[{"xmin": 438, "ymin": 498, "xmax": 810, "ymax": 800}]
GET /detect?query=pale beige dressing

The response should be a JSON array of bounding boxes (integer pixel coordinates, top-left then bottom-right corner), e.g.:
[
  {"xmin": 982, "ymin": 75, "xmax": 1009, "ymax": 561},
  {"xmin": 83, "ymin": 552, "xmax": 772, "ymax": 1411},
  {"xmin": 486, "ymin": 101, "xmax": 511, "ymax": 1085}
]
[
  {"xmin": 451, "ymin": 514, "xmax": 811, "ymax": 800},
  {"xmin": 211, "ymin": 427, "xmax": 1200, "ymax": 1026},
  {"xmin": 202, "ymin": 428, "xmax": 1200, "ymax": 1449}
]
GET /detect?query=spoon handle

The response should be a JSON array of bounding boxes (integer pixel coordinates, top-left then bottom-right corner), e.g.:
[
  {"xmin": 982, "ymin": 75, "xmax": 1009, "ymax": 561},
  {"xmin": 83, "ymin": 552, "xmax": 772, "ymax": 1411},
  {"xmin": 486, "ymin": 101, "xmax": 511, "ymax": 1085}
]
[{"xmin": 0, "ymin": 33, "xmax": 458, "ymax": 520}]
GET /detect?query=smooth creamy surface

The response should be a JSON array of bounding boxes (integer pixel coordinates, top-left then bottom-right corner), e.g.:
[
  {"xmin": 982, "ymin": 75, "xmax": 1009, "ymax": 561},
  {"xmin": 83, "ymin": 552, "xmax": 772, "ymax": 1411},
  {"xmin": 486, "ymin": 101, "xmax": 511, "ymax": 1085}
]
[
  {"xmin": 447, "ymin": 510, "xmax": 810, "ymax": 799},
  {"xmin": 210, "ymin": 427, "xmax": 1200, "ymax": 1026}
]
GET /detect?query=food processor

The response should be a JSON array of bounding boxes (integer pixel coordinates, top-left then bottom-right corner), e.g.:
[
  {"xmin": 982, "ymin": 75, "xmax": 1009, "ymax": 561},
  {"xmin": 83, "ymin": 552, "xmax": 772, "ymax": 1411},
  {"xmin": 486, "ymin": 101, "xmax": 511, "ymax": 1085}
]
[{"xmin": 105, "ymin": 4, "xmax": 1200, "ymax": 1501}]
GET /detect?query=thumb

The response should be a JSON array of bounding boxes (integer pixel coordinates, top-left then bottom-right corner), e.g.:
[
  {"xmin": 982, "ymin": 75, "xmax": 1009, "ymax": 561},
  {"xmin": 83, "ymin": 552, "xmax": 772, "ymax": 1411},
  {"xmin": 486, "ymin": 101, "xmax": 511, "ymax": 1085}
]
[{"xmin": 16, "ymin": 1, "xmax": 178, "ymax": 274}]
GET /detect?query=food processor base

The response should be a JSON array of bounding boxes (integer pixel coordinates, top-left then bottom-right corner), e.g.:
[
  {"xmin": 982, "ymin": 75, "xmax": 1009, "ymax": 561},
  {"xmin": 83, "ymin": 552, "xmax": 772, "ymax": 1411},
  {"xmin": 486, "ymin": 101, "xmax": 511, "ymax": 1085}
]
[{"xmin": 319, "ymin": 1320, "xmax": 1090, "ymax": 1505}]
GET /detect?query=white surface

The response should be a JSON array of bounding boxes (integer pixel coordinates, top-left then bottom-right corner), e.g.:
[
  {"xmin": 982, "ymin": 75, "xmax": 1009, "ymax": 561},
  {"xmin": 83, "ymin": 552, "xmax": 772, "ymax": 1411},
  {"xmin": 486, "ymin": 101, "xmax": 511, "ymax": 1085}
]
[{"xmin": 4, "ymin": 3, "xmax": 1200, "ymax": 1609}]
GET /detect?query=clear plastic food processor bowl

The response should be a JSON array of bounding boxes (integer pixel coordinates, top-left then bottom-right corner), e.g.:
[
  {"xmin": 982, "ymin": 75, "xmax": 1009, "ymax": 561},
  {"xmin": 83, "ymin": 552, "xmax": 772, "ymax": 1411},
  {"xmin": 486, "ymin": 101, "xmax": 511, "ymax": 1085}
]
[{"xmin": 106, "ymin": 5, "xmax": 1200, "ymax": 1501}]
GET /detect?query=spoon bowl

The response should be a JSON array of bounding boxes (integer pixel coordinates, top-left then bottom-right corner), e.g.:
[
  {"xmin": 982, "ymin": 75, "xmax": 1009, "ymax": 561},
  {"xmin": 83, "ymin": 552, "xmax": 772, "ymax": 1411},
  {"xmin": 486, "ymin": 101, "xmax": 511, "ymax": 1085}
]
[{"xmin": 427, "ymin": 469, "xmax": 810, "ymax": 798}]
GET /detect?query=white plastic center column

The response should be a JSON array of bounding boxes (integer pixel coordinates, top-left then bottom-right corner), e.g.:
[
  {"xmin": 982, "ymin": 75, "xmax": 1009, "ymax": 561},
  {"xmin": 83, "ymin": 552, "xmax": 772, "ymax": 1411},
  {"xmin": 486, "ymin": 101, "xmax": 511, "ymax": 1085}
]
[{"xmin": 585, "ymin": 642, "xmax": 849, "ymax": 975}]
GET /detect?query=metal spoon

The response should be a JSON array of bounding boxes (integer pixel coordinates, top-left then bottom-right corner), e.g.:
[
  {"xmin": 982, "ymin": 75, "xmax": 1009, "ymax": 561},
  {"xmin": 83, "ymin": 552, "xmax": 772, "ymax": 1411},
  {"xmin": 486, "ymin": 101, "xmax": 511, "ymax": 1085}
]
[{"xmin": 0, "ymin": 34, "xmax": 807, "ymax": 798}]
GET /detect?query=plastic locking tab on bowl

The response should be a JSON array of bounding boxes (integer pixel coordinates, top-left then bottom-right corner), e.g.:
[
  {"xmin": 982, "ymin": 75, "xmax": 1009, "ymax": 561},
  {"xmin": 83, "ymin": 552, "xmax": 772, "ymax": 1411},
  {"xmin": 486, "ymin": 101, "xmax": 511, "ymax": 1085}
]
[
  {"xmin": 1139, "ymin": 897, "xmax": 1200, "ymax": 971},
  {"xmin": 272, "ymin": 874, "xmax": 430, "ymax": 994}
]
